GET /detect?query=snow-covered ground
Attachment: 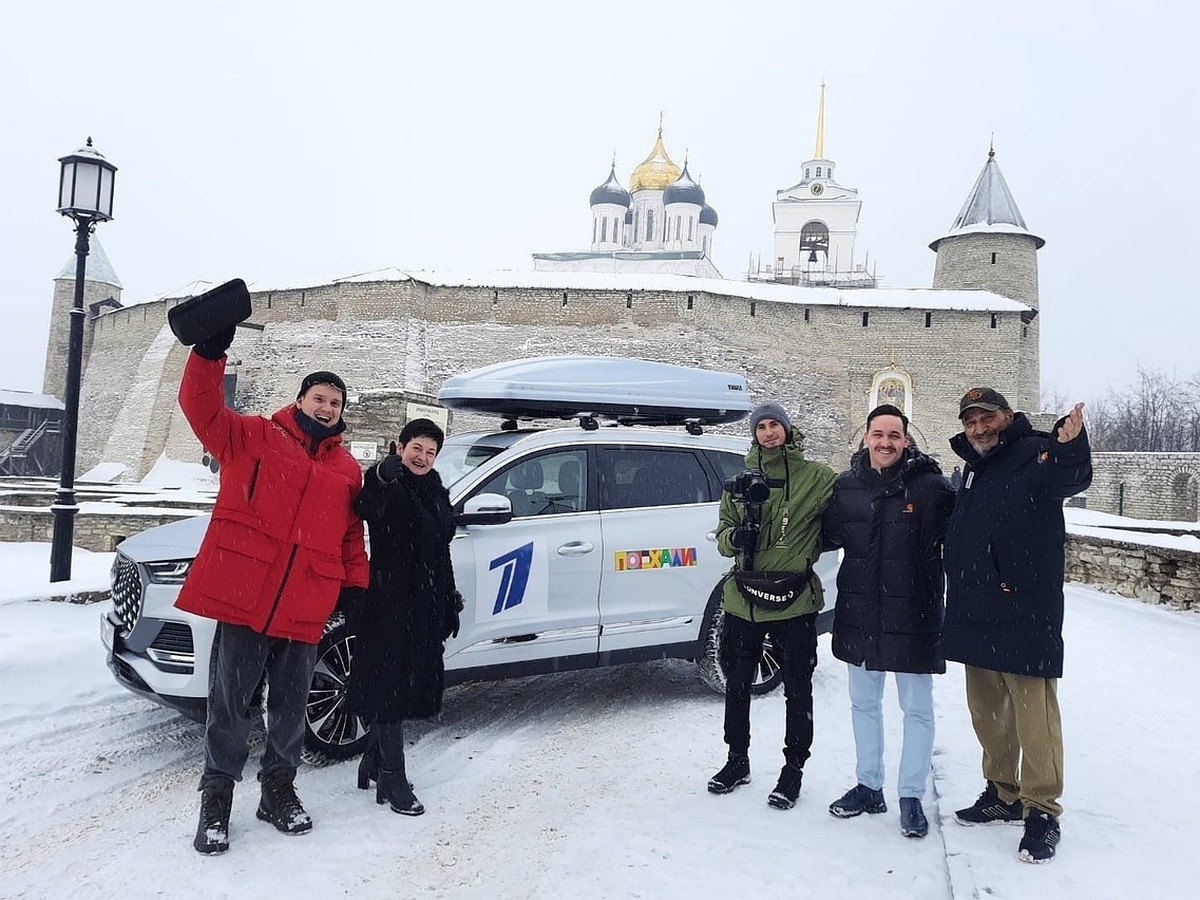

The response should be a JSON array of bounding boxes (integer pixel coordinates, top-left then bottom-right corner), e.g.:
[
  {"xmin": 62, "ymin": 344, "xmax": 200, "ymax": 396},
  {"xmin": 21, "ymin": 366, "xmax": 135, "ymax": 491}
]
[{"xmin": 1, "ymin": 541, "xmax": 1197, "ymax": 899}]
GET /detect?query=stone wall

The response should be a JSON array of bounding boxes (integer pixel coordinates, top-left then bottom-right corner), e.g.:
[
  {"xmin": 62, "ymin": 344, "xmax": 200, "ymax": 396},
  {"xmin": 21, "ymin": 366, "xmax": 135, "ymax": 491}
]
[
  {"xmin": 73, "ymin": 277, "xmax": 1035, "ymax": 479},
  {"xmin": 1087, "ymin": 452, "xmax": 1200, "ymax": 521},
  {"xmin": 0, "ymin": 508, "xmax": 207, "ymax": 552},
  {"xmin": 1066, "ymin": 533, "xmax": 1200, "ymax": 610}
]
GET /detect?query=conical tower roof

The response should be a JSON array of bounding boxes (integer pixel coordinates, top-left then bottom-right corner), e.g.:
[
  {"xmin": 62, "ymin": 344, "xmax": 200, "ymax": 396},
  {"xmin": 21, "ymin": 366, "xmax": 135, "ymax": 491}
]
[
  {"xmin": 56, "ymin": 235, "xmax": 123, "ymax": 288},
  {"xmin": 930, "ymin": 149, "xmax": 1044, "ymax": 250}
]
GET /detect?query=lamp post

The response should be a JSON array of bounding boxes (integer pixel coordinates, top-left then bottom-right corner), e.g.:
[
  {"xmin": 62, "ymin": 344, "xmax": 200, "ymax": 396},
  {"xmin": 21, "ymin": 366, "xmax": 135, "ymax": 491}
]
[{"xmin": 50, "ymin": 138, "xmax": 116, "ymax": 582}]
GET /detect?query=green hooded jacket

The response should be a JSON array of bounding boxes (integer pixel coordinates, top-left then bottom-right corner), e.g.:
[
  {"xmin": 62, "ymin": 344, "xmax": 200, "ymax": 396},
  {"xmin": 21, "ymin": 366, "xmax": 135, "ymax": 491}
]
[{"xmin": 717, "ymin": 434, "xmax": 836, "ymax": 622}]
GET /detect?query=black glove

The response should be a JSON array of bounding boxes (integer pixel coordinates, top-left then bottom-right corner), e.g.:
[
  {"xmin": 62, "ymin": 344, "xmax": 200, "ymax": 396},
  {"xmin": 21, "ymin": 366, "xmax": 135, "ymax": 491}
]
[
  {"xmin": 193, "ymin": 326, "xmax": 236, "ymax": 361},
  {"xmin": 335, "ymin": 586, "xmax": 368, "ymax": 631},
  {"xmin": 730, "ymin": 522, "xmax": 760, "ymax": 551},
  {"xmin": 378, "ymin": 441, "xmax": 402, "ymax": 482},
  {"xmin": 443, "ymin": 590, "xmax": 464, "ymax": 641}
]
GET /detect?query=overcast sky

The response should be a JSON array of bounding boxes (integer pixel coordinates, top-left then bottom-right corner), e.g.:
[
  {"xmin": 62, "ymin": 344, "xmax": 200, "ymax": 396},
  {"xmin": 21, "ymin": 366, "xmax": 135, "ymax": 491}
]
[{"xmin": 2, "ymin": 0, "xmax": 1195, "ymax": 405}]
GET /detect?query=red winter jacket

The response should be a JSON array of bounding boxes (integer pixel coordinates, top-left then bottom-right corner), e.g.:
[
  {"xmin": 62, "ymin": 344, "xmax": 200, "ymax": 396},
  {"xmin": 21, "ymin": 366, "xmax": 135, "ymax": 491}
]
[{"xmin": 174, "ymin": 353, "xmax": 369, "ymax": 643}]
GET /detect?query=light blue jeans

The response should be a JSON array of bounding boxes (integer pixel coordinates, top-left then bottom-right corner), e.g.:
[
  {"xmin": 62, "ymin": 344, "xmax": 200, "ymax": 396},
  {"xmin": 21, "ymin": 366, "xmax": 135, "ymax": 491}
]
[{"xmin": 846, "ymin": 663, "xmax": 935, "ymax": 800}]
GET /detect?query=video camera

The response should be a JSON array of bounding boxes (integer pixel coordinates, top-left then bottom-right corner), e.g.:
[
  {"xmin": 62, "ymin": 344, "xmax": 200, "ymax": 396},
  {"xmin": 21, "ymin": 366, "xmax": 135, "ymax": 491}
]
[{"xmin": 724, "ymin": 469, "xmax": 770, "ymax": 504}]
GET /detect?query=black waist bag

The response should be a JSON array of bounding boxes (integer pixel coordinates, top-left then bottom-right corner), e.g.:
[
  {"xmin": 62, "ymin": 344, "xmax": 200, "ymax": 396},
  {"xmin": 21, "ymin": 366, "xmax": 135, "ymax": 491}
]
[{"xmin": 734, "ymin": 568, "xmax": 813, "ymax": 612}]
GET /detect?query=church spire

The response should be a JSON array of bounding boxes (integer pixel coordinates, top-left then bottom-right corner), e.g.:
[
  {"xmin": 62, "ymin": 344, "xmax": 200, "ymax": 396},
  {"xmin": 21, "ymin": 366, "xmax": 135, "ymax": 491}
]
[{"xmin": 814, "ymin": 81, "xmax": 826, "ymax": 159}]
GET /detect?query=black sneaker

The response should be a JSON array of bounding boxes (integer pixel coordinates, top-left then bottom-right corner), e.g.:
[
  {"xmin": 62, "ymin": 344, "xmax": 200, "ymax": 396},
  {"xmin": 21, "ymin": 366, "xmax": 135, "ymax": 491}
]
[
  {"xmin": 193, "ymin": 783, "xmax": 233, "ymax": 855},
  {"xmin": 707, "ymin": 753, "xmax": 750, "ymax": 794},
  {"xmin": 955, "ymin": 782, "xmax": 1022, "ymax": 826},
  {"xmin": 767, "ymin": 764, "xmax": 804, "ymax": 810},
  {"xmin": 899, "ymin": 797, "xmax": 929, "ymax": 838},
  {"xmin": 256, "ymin": 770, "xmax": 313, "ymax": 835},
  {"xmin": 829, "ymin": 784, "xmax": 887, "ymax": 818},
  {"xmin": 1018, "ymin": 810, "xmax": 1061, "ymax": 863}
]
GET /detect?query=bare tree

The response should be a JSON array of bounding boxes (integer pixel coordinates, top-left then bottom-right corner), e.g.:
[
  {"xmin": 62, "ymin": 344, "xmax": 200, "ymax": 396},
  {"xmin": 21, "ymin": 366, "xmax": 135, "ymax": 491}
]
[{"xmin": 1087, "ymin": 367, "xmax": 1200, "ymax": 452}]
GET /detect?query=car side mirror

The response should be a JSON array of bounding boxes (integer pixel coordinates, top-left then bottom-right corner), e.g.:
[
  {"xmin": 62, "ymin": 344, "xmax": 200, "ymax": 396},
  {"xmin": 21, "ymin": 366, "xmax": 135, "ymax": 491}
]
[{"xmin": 457, "ymin": 492, "xmax": 513, "ymax": 526}]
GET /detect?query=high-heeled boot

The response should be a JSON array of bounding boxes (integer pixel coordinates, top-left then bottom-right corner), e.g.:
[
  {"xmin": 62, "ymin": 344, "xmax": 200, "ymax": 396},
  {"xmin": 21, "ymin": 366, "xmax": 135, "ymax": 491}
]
[
  {"xmin": 375, "ymin": 720, "xmax": 424, "ymax": 816},
  {"xmin": 356, "ymin": 740, "xmax": 379, "ymax": 790}
]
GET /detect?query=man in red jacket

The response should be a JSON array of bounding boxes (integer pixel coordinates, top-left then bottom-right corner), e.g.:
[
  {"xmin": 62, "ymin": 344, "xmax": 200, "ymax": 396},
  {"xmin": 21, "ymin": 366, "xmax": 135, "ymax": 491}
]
[{"xmin": 176, "ymin": 325, "xmax": 369, "ymax": 855}]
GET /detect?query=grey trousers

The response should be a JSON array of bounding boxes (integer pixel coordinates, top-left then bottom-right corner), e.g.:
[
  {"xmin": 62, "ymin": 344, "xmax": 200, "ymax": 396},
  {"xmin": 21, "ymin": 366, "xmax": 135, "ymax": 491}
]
[{"xmin": 199, "ymin": 622, "xmax": 318, "ymax": 790}]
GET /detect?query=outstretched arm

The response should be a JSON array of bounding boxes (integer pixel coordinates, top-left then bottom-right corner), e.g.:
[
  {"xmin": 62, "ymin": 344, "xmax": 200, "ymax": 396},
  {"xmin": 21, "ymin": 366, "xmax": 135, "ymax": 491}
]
[{"xmin": 1044, "ymin": 401, "xmax": 1092, "ymax": 498}]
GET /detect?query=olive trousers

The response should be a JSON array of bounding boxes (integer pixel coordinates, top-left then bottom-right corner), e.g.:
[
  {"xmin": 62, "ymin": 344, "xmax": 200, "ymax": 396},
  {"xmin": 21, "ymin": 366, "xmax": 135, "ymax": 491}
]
[{"xmin": 964, "ymin": 664, "xmax": 1063, "ymax": 818}]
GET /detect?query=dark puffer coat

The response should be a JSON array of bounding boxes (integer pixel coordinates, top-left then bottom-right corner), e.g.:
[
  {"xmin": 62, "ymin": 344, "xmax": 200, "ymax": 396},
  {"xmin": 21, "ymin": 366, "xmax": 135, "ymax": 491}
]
[
  {"xmin": 345, "ymin": 462, "xmax": 459, "ymax": 721},
  {"xmin": 943, "ymin": 412, "xmax": 1092, "ymax": 678},
  {"xmin": 822, "ymin": 445, "xmax": 955, "ymax": 674}
]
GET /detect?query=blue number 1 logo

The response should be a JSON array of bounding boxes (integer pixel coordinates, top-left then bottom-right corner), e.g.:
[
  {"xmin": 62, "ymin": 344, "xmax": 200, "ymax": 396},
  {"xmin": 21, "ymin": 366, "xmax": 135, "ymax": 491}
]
[{"xmin": 490, "ymin": 542, "xmax": 534, "ymax": 615}]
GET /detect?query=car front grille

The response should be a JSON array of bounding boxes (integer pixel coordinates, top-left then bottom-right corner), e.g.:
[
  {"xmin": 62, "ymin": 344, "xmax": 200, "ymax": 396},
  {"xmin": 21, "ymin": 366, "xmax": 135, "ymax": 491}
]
[
  {"xmin": 149, "ymin": 622, "xmax": 194, "ymax": 655},
  {"xmin": 146, "ymin": 621, "xmax": 195, "ymax": 671},
  {"xmin": 110, "ymin": 553, "xmax": 144, "ymax": 629}
]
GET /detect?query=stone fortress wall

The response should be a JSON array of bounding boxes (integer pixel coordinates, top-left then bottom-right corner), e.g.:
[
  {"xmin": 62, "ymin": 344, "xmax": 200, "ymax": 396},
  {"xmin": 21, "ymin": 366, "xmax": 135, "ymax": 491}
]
[
  {"xmin": 73, "ymin": 275, "xmax": 1035, "ymax": 479},
  {"xmin": 1083, "ymin": 452, "xmax": 1200, "ymax": 521}
]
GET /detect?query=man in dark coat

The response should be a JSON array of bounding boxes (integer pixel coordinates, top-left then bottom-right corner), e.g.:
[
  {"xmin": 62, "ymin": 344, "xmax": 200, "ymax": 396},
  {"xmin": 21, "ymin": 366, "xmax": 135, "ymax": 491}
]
[
  {"xmin": 346, "ymin": 418, "xmax": 462, "ymax": 817},
  {"xmin": 821, "ymin": 405, "xmax": 954, "ymax": 839},
  {"xmin": 177, "ymin": 327, "xmax": 369, "ymax": 855},
  {"xmin": 943, "ymin": 387, "xmax": 1091, "ymax": 865}
]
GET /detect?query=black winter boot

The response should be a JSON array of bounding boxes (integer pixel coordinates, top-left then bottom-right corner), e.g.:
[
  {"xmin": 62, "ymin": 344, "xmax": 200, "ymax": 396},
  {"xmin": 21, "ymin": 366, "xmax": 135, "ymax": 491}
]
[
  {"xmin": 375, "ymin": 720, "xmax": 425, "ymax": 816},
  {"xmin": 357, "ymin": 740, "xmax": 379, "ymax": 790},
  {"xmin": 707, "ymin": 753, "xmax": 751, "ymax": 794},
  {"xmin": 193, "ymin": 782, "xmax": 233, "ymax": 855},
  {"xmin": 767, "ymin": 763, "xmax": 804, "ymax": 810},
  {"xmin": 256, "ymin": 769, "xmax": 313, "ymax": 835}
]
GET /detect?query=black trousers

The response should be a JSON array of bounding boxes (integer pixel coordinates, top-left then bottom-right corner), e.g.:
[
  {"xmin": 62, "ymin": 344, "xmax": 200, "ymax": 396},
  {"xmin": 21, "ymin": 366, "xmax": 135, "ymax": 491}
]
[
  {"xmin": 199, "ymin": 622, "xmax": 318, "ymax": 790},
  {"xmin": 720, "ymin": 612, "xmax": 818, "ymax": 768}
]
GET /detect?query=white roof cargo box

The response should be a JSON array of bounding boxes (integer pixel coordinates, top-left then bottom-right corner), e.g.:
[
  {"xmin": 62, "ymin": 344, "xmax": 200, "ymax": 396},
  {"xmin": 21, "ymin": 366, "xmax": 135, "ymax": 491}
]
[{"xmin": 437, "ymin": 356, "xmax": 751, "ymax": 429}]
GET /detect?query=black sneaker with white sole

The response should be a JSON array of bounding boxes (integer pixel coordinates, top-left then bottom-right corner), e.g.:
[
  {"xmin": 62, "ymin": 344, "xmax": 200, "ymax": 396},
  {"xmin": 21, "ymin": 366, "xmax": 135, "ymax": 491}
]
[
  {"xmin": 707, "ymin": 753, "xmax": 750, "ymax": 794},
  {"xmin": 1018, "ymin": 810, "xmax": 1061, "ymax": 863},
  {"xmin": 829, "ymin": 783, "xmax": 887, "ymax": 818},
  {"xmin": 955, "ymin": 782, "xmax": 1022, "ymax": 826}
]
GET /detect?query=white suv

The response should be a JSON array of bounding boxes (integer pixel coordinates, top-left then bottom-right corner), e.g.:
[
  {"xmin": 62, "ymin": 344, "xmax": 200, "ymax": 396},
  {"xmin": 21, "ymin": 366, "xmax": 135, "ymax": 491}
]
[{"xmin": 103, "ymin": 423, "xmax": 838, "ymax": 759}]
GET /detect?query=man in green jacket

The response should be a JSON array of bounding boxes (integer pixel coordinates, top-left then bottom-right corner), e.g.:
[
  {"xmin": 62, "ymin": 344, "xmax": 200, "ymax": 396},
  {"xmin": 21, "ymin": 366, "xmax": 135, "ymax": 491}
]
[{"xmin": 708, "ymin": 402, "xmax": 837, "ymax": 810}]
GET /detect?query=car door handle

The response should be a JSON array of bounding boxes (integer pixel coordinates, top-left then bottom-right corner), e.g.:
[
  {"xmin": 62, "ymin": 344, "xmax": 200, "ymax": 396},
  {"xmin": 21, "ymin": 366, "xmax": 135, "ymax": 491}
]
[
  {"xmin": 706, "ymin": 530, "xmax": 717, "ymax": 542},
  {"xmin": 556, "ymin": 541, "xmax": 595, "ymax": 557}
]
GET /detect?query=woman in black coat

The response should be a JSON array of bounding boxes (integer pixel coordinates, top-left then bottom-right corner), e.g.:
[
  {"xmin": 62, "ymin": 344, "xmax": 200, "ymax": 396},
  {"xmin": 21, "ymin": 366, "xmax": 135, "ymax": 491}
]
[{"xmin": 346, "ymin": 418, "xmax": 462, "ymax": 816}]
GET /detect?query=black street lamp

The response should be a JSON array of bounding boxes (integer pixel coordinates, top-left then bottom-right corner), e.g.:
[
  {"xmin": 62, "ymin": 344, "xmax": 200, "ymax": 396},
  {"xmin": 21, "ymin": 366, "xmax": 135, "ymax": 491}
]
[{"xmin": 50, "ymin": 138, "xmax": 117, "ymax": 582}]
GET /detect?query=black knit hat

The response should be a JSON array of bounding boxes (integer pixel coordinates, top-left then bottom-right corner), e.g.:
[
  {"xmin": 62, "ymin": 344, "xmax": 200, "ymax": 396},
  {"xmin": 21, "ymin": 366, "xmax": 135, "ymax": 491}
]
[{"xmin": 298, "ymin": 371, "xmax": 347, "ymax": 404}]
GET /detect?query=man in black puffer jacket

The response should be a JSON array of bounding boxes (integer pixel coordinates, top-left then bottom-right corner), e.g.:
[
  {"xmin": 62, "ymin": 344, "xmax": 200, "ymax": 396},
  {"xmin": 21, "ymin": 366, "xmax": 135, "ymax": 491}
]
[
  {"xmin": 944, "ymin": 388, "xmax": 1090, "ymax": 865},
  {"xmin": 821, "ymin": 405, "xmax": 955, "ymax": 839}
]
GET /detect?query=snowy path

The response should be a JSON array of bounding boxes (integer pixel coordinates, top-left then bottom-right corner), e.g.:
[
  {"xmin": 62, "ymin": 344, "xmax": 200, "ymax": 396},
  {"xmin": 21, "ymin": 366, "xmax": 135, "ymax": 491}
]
[{"xmin": 0, "ymin": 584, "xmax": 1196, "ymax": 899}]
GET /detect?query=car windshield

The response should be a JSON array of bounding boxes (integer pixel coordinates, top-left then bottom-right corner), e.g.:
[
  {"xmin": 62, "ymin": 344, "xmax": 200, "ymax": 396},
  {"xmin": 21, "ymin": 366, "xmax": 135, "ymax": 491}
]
[{"xmin": 434, "ymin": 442, "xmax": 506, "ymax": 489}]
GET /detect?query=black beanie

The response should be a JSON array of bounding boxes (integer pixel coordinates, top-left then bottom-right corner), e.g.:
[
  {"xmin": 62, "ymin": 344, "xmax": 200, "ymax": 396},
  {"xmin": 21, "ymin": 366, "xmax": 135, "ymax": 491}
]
[{"xmin": 298, "ymin": 371, "xmax": 347, "ymax": 404}]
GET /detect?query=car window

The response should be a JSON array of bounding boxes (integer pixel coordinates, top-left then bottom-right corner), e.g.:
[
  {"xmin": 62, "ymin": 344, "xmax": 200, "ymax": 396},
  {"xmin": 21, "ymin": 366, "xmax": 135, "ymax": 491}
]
[
  {"xmin": 599, "ymin": 448, "xmax": 710, "ymax": 510},
  {"xmin": 435, "ymin": 443, "xmax": 506, "ymax": 489},
  {"xmin": 474, "ymin": 449, "xmax": 588, "ymax": 517},
  {"xmin": 705, "ymin": 449, "xmax": 747, "ymax": 496}
]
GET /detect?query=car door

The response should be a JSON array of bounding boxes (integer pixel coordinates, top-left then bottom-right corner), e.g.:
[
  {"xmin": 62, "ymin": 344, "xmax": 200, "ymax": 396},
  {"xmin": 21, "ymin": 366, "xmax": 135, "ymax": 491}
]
[
  {"xmin": 445, "ymin": 447, "xmax": 601, "ymax": 675},
  {"xmin": 596, "ymin": 444, "xmax": 726, "ymax": 655}
]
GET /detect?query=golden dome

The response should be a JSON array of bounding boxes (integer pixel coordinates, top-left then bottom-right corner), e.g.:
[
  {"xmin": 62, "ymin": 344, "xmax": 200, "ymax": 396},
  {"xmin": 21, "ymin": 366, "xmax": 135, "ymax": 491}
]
[{"xmin": 629, "ymin": 124, "xmax": 680, "ymax": 193}]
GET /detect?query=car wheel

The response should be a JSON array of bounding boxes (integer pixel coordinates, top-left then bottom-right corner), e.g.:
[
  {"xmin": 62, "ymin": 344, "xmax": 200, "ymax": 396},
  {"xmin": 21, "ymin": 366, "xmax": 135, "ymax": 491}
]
[
  {"xmin": 304, "ymin": 612, "xmax": 371, "ymax": 761},
  {"xmin": 697, "ymin": 584, "xmax": 784, "ymax": 696}
]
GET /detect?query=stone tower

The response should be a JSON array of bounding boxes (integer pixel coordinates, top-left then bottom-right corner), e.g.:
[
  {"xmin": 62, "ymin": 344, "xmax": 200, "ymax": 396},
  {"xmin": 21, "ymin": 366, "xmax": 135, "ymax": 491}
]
[
  {"xmin": 929, "ymin": 148, "xmax": 1043, "ymax": 412},
  {"xmin": 769, "ymin": 83, "xmax": 868, "ymax": 283},
  {"xmin": 43, "ymin": 237, "xmax": 123, "ymax": 402}
]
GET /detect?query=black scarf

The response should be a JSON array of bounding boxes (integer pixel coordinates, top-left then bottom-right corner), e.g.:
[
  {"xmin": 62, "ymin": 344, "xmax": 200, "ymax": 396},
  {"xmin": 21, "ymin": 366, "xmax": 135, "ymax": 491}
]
[{"xmin": 293, "ymin": 407, "xmax": 346, "ymax": 453}]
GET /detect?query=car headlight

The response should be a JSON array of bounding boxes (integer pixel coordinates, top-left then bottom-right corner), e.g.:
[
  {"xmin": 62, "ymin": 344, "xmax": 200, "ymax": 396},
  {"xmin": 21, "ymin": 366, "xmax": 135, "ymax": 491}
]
[{"xmin": 144, "ymin": 559, "xmax": 193, "ymax": 584}]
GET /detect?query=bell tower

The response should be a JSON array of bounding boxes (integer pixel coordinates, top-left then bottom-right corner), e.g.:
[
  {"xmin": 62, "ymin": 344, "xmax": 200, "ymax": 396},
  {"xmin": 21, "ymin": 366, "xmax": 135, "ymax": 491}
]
[{"xmin": 767, "ymin": 83, "xmax": 868, "ymax": 284}]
